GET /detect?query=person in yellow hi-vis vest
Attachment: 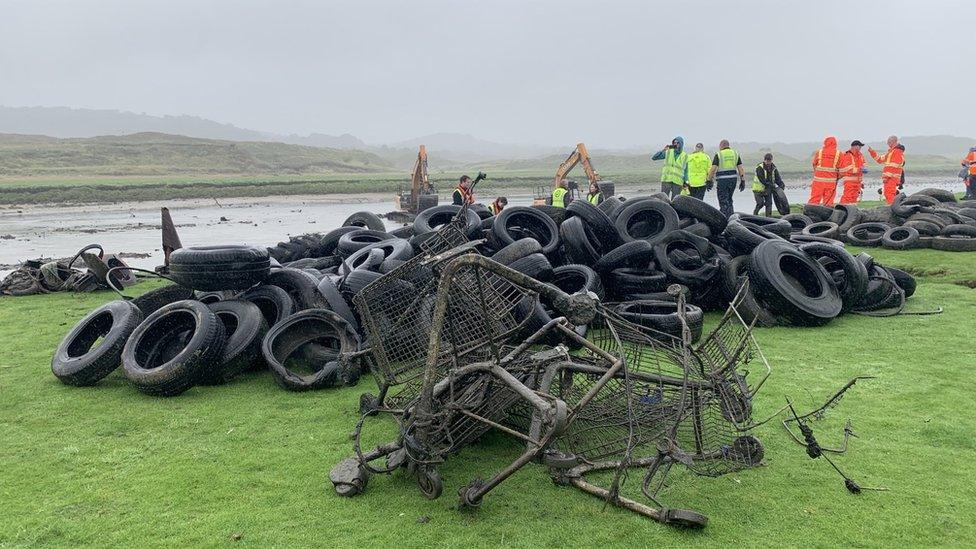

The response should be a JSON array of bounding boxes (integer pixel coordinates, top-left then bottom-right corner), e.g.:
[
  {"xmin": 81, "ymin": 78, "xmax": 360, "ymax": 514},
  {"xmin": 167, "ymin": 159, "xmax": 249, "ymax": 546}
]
[
  {"xmin": 683, "ymin": 142, "xmax": 711, "ymax": 199},
  {"xmin": 551, "ymin": 179, "xmax": 573, "ymax": 208},
  {"xmin": 586, "ymin": 181, "xmax": 603, "ymax": 205},
  {"xmin": 651, "ymin": 136, "xmax": 688, "ymax": 199}
]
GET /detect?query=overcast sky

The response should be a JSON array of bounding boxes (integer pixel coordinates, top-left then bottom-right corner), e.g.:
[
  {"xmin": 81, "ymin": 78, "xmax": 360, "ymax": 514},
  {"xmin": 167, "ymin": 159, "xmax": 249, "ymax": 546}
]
[{"xmin": 0, "ymin": 0, "xmax": 972, "ymax": 148}]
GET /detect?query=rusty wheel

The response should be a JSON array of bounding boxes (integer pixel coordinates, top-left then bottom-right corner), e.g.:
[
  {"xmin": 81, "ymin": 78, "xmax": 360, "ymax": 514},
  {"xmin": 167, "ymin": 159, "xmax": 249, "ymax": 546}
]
[{"xmin": 416, "ymin": 466, "xmax": 443, "ymax": 500}]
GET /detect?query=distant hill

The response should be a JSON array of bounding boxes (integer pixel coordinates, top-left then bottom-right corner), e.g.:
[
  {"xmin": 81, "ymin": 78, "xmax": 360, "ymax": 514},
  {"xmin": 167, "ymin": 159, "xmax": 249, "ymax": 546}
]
[{"xmin": 0, "ymin": 132, "xmax": 393, "ymax": 177}]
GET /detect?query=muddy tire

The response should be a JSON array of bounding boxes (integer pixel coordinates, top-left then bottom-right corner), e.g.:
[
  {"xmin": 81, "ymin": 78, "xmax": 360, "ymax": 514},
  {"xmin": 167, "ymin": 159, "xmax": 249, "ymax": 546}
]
[
  {"xmin": 316, "ymin": 276, "xmax": 359, "ymax": 332},
  {"xmin": 342, "ymin": 211, "xmax": 385, "ymax": 232},
  {"xmin": 613, "ymin": 300, "xmax": 704, "ymax": 343},
  {"xmin": 205, "ymin": 300, "xmax": 268, "ymax": 383},
  {"xmin": 930, "ymin": 235, "xmax": 976, "ymax": 252},
  {"xmin": 566, "ymin": 200, "xmax": 622, "ymax": 249},
  {"xmin": 508, "ymin": 252, "xmax": 554, "ymax": 281},
  {"xmin": 802, "ymin": 221, "xmax": 841, "ymax": 241},
  {"xmin": 168, "ymin": 245, "xmax": 271, "ymax": 291},
  {"xmin": 772, "ymin": 187, "xmax": 790, "ymax": 215},
  {"xmin": 122, "ymin": 300, "xmax": 227, "ymax": 396},
  {"xmin": 491, "ymin": 238, "xmax": 543, "ymax": 266},
  {"xmin": 748, "ymin": 240, "xmax": 842, "ymax": 326},
  {"xmin": 413, "ymin": 205, "xmax": 481, "ymax": 237},
  {"xmin": 881, "ymin": 226, "xmax": 920, "ymax": 250},
  {"xmin": 559, "ymin": 216, "xmax": 600, "ymax": 265},
  {"xmin": 782, "ymin": 213, "xmax": 814, "ymax": 232},
  {"xmin": 52, "ymin": 300, "xmax": 144, "ymax": 386},
  {"xmin": 492, "ymin": 206, "xmax": 561, "ymax": 257},
  {"xmin": 266, "ymin": 268, "xmax": 328, "ymax": 310},
  {"xmin": 262, "ymin": 309, "xmax": 361, "ymax": 391},
  {"xmin": 131, "ymin": 284, "xmax": 194, "ymax": 316},
  {"xmin": 240, "ymin": 284, "xmax": 295, "ymax": 327},
  {"xmin": 594, "ymin": 240, "xmax": 654, "ymax": 273},
  {"xmin": 551, "ymin": 264, "xmax": 604, "ymax": 299},
  {"xmin": 798, "ymin": 242, "xmax": 869, "ymax": 312},
  {"xmin": 614, "ymin": 199, "xmax": 679, "ymax": 246},
  {"xmin": 845, "ymin": 222, "xmax": 891, "ymax": 247},
  {"xmin": 802, "ymin": 204, "xmax": 834, "ymax": 222}
]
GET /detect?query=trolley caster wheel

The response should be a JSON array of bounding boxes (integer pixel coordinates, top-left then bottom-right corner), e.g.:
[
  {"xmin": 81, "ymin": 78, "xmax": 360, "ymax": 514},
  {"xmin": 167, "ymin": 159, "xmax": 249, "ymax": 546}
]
[
  {"xmin": 661, "ymin": 508, "xmax": 708, "ymax": 528},
  {"xmin": 458, "ymin": 478, "xmax": 485, "ymax": 509},
  {"xmin": 330, "ymin": 458, "xmax": 370, "ymax": 497},
  {"xmin": 730, "ymin": 435, "xmax": 765, "ymax": 466},
  {"xmin": 416, "ymin": 466, "xmax": 442, "ymax": 500},
  {"xmin": 359, "ymin": 392, "xmax": 380, "ymax": 416}
]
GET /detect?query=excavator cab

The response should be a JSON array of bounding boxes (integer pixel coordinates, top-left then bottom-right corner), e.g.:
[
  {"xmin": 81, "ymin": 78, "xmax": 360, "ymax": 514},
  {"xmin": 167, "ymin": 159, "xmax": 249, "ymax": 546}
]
[
  {"xmin": 534, "ymin": 143, "xmax": 612, "ymax": 206},
  {"xmin": 392, "ymin": 145, "xmax": 438, "ymax": 222}
]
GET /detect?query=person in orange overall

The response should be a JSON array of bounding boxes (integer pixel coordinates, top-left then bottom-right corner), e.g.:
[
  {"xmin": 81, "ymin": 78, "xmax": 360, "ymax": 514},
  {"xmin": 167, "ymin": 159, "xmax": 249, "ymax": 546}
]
[
  {"xmin": 867, "ymin": 136, "xmax": 905, "ymax": 204},
  {"xmin": 838, "ymin": 140, "xmax": 867, "ymax": 204},
  {"xmin": 807, "ymin": 136, "xmax": 842, "ymax": 206},
  {"xmin": 962, "ymin": 146, "xmax": 976, "ymax": 200}
]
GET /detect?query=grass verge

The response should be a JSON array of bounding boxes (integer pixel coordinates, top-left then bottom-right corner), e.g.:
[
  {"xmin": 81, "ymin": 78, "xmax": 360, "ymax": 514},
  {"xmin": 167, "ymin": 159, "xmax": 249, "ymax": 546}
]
[{"xmin": 1, "ymin": 258, "xmax": 975, "ymax": 546}]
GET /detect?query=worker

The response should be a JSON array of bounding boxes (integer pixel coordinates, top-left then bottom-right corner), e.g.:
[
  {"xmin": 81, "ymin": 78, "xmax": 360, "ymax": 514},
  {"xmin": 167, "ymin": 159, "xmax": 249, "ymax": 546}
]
[
  {"xmin": 551, "ymin": 179, "xmax": 573, "ymax": 208},
  {"xmin": 838, "ymin": 140, "xmax": 867, "ymax": 205},
  {"xmin": 488, "ymin": 196, "xmax": 508, "ymax": 215},
  {"xmin": 651, "ymin": 136, "xmax": 688, "ymax": 199},
  {"xmin": 586, "ymin": 181, "xmax": 603, "ymax": 205},
  {"xmin": 807, "ymin": 136, "xmax": 842, "ymax": 206},
  {"xmin": 752, "ymin": 153, "xmax": 785, "ymax": 217},
  {"xmin": 962, "ymin": 146, "xmax": 976, "ymax": 199},
  {"xmin": 684, "ymin": 142, "xmax": 711, "ymax": 200},
  {"xmin": 707, "ymin": 139, "xmax": 746, "ymax": 217},
  {"xmin": 452, "ymin": 175, "xmax": 474, "ymax": 206},
  {"xmin": 867, "ymin": 136, "xmax": 905, "ymax": 204}
]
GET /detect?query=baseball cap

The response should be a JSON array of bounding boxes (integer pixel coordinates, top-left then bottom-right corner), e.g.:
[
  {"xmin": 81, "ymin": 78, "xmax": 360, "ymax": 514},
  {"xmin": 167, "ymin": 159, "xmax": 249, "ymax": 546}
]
[{"xmin": 851, "ymin": 140, "xmax": 865, "ymax": 147}]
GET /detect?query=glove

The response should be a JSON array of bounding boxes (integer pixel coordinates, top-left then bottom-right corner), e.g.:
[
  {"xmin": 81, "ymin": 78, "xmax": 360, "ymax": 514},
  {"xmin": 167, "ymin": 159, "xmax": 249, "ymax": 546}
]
[
  {"xmin": 738, "ymin": 180, "xmax": 745, "ymax": 192},
  {"xmin": 706, "ymin": 180, "xmax": 714, "ymax": 191},
  {"xmin": 777, "ymin": 182, "xmax": 785, "ymax": 189},
  {"xmin": 877, "ymin": 188, "xmax": 884, "ymax": 195},
  {"xmin": 897, "ymin": 183, "xmax": 904, "ymax": 191}
]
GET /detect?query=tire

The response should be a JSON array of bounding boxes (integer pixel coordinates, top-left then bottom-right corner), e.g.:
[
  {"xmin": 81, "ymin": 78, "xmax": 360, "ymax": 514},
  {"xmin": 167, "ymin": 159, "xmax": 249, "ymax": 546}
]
[
  {"xmin": 469, "ymin": 203, "xmax": 492, "ymax": 220},
  {"xmin": 613, "ymin": 199, "xmax": 679, "ymax": 246},
  {"xmin": 597, "ymin": 196, "xmax": 624, "ymax": 218},
  {"xmin": 320, "ymin": 227, "xmax": 361, "ymax": 256},
  {"xmin": 316, "ymin": 276, "xmax": 359, "ymax": 332},
  {"xmin": 559, "ymin": 217, "xmax": 600, "ymax": 265},
  {"xmin": 881, "ymin": 226, "xmax": 920, "ymax": 250},
  {"xmin": 551, "ymin": 264, "xmax": 604, "ymax": 299},
  {"xmin": 205, "ymin": 300, "xmax": 268, "ymax": 383},
  {"xmin": 594, "ymin": 240, "xmax": 654, "ymax": 273},
  {"xmin": 802, "ymin": 204, "xmax": 834, "ymax": 222},
  {"xmin": 566, "ymin": 200, "xmax": 622, "ymax": 249},
  {"xmin": 772, "ymin": 187, "xmax": 790, "ymax": 216},
  {"xmin": 531, "ymin": 204, "xmax": 568, "ymax": 225},
  {"xmin": 798, "ymin": 242, "xmax": 869, "ymax": 312},
  {"xmin": 262, "ymin": 309, "xmax": 361, "ymax": 391},
  {"xmin": 918, "ymin": 236, "xmax": 935, "ymax": 248},
  {"xmin": 859, "ymin": 206, "xmax": 896, "ymax": 224},
  {"xmin": 52, "ymin": 300, "xmax": 144, "ymax": 386},
  {"xmin": 941, "ymin": 224, "xmax": 976, "ymax": 238},
  {"xmin": 884, "ymin": 267, "xmax": 917, "ymax": 298},
  {"xmin": 413, "ymin": 205, "xmax": 481, "ymax": 237},
  {"xmin": 265, "ymin": 268, "xmax": 328, "ymax": 310},
  {"xmin": 608, "ymin": 268, "xmax": 669, "ymax": 296},
  {"xmin": 733, "ymin": 214, "xmax": 792, "ymax": 238},
  {"xmin": 491, "ymin": 238, "xmax": 543, "ymax": 266},
  {"xmin": 930, "ymin": 236, "xmax": 976, "ymax": 252},
  {"xmin": 854, "ymin": 266, "xmax": 901, "ymax": 311},
  {"xmin": 902, "ymin": 220, "xmax": 941, "ymax": 237},
  {"xmin": 389, "ymin": 225, "xmax": 415, "ymax": 239},
  {"xmin": 829, "ymin": 205, "xmax": 863, "ymax": 234},
  {"xmin": 130, "ymin": 284, "xmax": 194, "ymax": 316},
  {"xmin": 240, "ymin": 285, "xmax": 295, "ymax": 327},
  {"xmin": 195, "ymin": 291, "xmax": 225, "ymax": 304},
  {"xmin": 782, "ymin": 213, "xmax": 814, "ymax": 232},
  {"xmin": 121, "ymin": 300, "xmax": 227, "ymax": 396},
  {"xmin": 336, "ymin": 230, "xmax": 395, "ymax": 259},
  {"xmin": 508, "ymin": 253, "xmax": 554, "ymax": 282},
  {"xmin": 613, "ymin": 300, "xmax": 704, "ymax": 343},
  {"xmin": 492, "ymin": 206, "xmax": 561, "ymax": 257},
  {"xmin": 720, "ymin": 256, "xmax": 777, "ymax": 327},
  {"xmin": 342, "ymin": 211, "xmax": 385, "ymax": 232},
  {"xmin": 724, "ymin": 219, "xmax": 782, "ymax": 255},
  {"xmin": 653, "ymin": 230, "xmax": 721, "ymax": 288},
  {"xmin": 802, "ymin": 221, "xmax": 841, "ymax": 240},
  {"xmin": 168, "ymin": 245, "xmax": 271, "ymax": 291},
  {"xmin": 789, "ymin": 234, "xmax": 845, "ymax": 247},
  {"xmin": 845, "ymin": 222, "xmax": 891, "ymax": 247},
  {"xmin": 903, "ymin": 194, "xmax": 940, "ymax": 208},
  {"xmin": 913, "ymin": 188, "xmax": 957, "ymax": 203},
  {"xmin": 890, "ymin": 193, "xmax": 921, "ymax": 218},
  {"xmin": 339, "ymin": 270, "xmax": 384, "ymax": 300},
  {"xmin": 340, "ymin": 239, "xmax": 414, "ymax": 275},
  {"xmin": 906, "ymin": 212, "xmax": 948, "ymax": 230},
  {"xmin": 748, "ymin": 240, "xmax": 842, "ymax": 326}
]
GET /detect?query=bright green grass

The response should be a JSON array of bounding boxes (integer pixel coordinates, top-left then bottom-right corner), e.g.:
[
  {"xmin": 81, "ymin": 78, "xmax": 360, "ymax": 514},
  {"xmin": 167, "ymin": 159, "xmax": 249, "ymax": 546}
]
[{"xmin": 2, "ymin": 267, "xmax": 975, "ymax": 546}]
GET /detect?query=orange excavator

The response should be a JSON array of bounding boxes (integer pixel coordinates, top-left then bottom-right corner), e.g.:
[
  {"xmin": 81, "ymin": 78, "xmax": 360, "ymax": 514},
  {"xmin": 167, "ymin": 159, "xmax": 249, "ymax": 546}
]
[
  {"xmin": 533, "ymin": 142, "xmax": 614, "ymax": 205},
  {"xmin": 391, "ymin": 145, "xmax": 439, "ymax": 223}
]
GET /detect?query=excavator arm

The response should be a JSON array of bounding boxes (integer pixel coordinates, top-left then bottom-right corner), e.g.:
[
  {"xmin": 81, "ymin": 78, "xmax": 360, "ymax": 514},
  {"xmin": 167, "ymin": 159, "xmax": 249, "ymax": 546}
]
[
  {"xmin": 554, "ymin": 143, "xmax": 601, "ymax": 187},
  {"xmin": 410, "ymin": 145, "xmax": 429, "ymax": 207}
]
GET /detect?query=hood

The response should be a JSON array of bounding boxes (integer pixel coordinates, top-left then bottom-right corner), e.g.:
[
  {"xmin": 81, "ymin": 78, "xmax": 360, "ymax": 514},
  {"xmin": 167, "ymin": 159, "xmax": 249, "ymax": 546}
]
[
  {"xmin": 674, "ymin": 136, "xmax": 684, "ymax": 152},
  {"xmin": 970, "ymin": 146, "xmax": 976, "ymax": 152},
  {"xmin": 822, "ymin": 136, "xmax": 837, "ymax": 149}
]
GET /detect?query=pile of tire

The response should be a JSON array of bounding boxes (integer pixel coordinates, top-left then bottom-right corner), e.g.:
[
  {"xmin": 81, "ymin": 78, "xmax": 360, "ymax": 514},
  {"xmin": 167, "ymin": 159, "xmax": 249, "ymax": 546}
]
[{"xmin": 794, "ymin": 189, "xmax": 976, "ymax": 252}]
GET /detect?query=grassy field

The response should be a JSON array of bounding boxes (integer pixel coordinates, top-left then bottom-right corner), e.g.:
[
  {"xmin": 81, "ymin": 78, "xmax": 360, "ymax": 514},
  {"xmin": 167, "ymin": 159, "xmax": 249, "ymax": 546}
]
[{"xmin": 1, "ymin": 248, "xmax": 975, "ymax": 547}]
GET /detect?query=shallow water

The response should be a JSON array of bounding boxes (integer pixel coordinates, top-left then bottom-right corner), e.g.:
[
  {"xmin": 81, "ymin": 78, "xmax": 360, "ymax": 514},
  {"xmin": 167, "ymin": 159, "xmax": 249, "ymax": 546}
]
[{"xmin": 0, "ymin": 176, "xmax": 965, "ymax": 278}]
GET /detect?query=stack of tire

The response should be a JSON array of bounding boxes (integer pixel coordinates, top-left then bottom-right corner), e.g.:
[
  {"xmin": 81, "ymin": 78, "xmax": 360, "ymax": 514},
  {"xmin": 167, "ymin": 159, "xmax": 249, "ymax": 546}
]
[{"xmin": 794, "ymin": 189, "xmax": 976, "ymax": 252}]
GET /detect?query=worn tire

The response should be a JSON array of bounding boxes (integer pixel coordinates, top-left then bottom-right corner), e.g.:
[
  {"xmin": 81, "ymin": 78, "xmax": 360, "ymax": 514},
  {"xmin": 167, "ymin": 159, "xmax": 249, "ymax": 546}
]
[
  {"xmin": 131, "ymin": 284, "xmax": 194, "ymax": 317},
  {"xmin": 551, "ymin": 264, "xmax": 604, "ymax": 299},
  {"xmin": 265, "ymin": 268, "xmax": 328, "ymax": 310},
  {"xmin": 560, "ymin": 216, "xmax": 600, "ymax": 265},
  {"xmin": 121, "ymin": 300, "xmax": 226, "ymax": 396},
  {"xmin": 262, "ymin": 309, "xmax": 361, "ymax": 391},
  {"xmin": 885, "ymin": 267, "xmax": 917, "ymax": 298},
  {"xmin": 316, "ymin": 276, "xmax": 360, "ymax": 332},
  {"xmin": 942, "ymin": 224, "xmax": 976, "ymax": 238},
  {"xmin": 782, "ymin": 213, "xmax": 814, "ymax": 232},
  {"xmin": 930, "ymin": 236, "xmax": 976, "ymax": 252},
  {"xmin": 608, "ymin": 268, "xmax": 669, "ymax": 297},
  {"xmin": 491, "ymin": 238, "xmax": 543, "ymax": 266},
  {"xmin": 653, "ymin": 230, "xmax": 720, "ymax": 288},
  {"xmin": 803, "ymin": 204, "xmax": 834, "ymax": 222},
  {"xmin": 613, "ymin": 300, "xmax": 704, "ymax": 343},
  {"xmin": 342, "ymin": 211, "xmax": 386, "ymax": 232},
  {"xmin": 566, "ymin": 200, "xmax": 622, "ymax": 249},
  {"xmin": 413, "ymin": 205, "xmax": 481, "ymax": 237},
  {"xmin": 337, "ymin": 230, "xmax": 395, "ymax": 259},
  {"xmin": 721, "ymin": 256, "xmax": 777, "ymax": 327},
  {"xmin": 798, "ymin": 242, "xmax": 869, "ymax": 312},
  {"xmin": 724, "ymin": 219, "xmax": 782, "ymax": 255},
  {"xmin": 508, "ymin": 253, "xmax": 554, "ymax": 282},
  {"xmin": 492, "ymin": 206, "xmax": 561, "ymax": 257},
  {"xmin": 52, "ymin": 300, "xmax": 144, "ymax": 386},
  {"xmin": 881, "ymin": 226, "xmax": 920, "ymax": 250},
  {"xmin": 613, "ymin": 199, "xmax": 679, "ymax": 246},
  {"xmin": 240, "ymin": 284, "xmax": 295, "ymax": 327},
  {"xmin": 845, "ymin": 222, "xmax": 891, "ymax": 247},
  {"xmin": 594, "ymin": 240, "xmax": 654, "ymax": 273},
  {"xmin": 802, "ymin": 221, "xmax": 841, "ymax": 241},
  {"xmin": 168, "ymin": 245, "xmax": 271, "ymax": 291},
  {"xmin": 772, "ymin": 187, "xmax": 790, "ymax": 215},
  {"xmin": 205, "ymin": 300, "xmax": 268, "ymax": 383},
  {"xmin": 748, "ymin": 240, "xmax": 841, "ymax": 326}
]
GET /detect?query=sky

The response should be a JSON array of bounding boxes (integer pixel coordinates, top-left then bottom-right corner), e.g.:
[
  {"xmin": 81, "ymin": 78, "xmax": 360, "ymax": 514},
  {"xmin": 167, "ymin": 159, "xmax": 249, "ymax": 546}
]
[{"xmin": 0, "ymin": 0, "xmax": 972, "ymax": 148}]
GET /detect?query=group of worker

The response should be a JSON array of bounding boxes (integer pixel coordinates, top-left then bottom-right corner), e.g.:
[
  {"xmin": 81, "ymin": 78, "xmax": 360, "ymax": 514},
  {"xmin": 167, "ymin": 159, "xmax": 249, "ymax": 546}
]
[{"xmin": 449, "ymin": 135, "xmax": 976, "ymax": 218}]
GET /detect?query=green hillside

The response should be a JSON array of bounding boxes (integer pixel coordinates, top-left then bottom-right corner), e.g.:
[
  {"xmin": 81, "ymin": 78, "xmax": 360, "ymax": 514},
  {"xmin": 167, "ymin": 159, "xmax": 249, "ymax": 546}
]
[{"xmin": 0, "ymin": 132, "xmax": 393, "ymax": 177}]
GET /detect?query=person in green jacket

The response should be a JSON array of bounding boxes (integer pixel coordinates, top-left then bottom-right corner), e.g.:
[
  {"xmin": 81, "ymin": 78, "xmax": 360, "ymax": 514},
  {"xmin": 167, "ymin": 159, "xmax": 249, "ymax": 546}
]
[
  {"xmin": 683, "ymin": 143, "xmax": 711, "ymax": 200},
  {"xmin": 651, "ymin": 136, "xmax": 688, "ymax": 199},
  {"xmin": 752, "ymin": 153, "xmax": 785, "ymax": 216}
]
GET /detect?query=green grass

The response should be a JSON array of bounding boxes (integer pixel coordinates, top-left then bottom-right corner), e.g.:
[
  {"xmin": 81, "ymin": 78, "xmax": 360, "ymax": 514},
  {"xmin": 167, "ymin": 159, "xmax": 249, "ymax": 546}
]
[{"xmin": 2, "ymin": 254, "xmax": 976, "ymax": 547}]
